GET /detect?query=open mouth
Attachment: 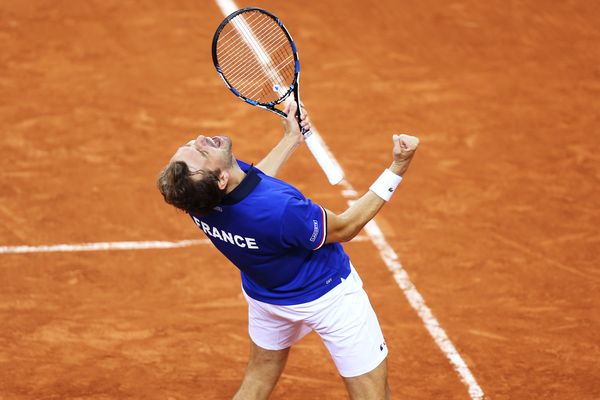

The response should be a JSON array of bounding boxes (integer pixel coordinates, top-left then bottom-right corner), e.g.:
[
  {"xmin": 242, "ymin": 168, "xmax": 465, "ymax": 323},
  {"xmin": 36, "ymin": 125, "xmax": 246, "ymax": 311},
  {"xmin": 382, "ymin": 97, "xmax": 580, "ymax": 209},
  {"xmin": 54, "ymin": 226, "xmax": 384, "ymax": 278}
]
[{"xmin": 211, "ymin": 136, "xmax": 222, "ymax": 148}]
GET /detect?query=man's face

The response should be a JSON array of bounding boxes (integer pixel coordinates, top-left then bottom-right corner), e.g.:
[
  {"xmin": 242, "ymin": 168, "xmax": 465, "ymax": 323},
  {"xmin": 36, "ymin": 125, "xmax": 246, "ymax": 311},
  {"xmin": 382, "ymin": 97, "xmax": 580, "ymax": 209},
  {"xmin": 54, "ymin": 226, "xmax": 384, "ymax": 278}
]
[{"xmin": 171, "ymin": 135, "xmax": 234, "ymax": 178}]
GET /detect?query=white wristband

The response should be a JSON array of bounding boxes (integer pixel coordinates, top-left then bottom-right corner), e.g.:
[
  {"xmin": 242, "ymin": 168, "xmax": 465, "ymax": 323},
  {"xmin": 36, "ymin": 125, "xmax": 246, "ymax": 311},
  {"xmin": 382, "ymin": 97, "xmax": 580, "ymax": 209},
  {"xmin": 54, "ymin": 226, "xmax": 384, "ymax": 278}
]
[{"xmin": 369, "ymin": 169, "xmax": 402, "ymax": 201}]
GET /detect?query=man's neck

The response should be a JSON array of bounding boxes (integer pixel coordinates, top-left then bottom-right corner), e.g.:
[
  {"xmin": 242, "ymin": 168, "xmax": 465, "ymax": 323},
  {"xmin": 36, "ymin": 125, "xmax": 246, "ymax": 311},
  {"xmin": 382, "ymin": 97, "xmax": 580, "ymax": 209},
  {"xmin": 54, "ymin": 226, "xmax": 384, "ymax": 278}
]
[{"xmin": 224, "ymin": 160, "xmax": 246, "ymax": 194}]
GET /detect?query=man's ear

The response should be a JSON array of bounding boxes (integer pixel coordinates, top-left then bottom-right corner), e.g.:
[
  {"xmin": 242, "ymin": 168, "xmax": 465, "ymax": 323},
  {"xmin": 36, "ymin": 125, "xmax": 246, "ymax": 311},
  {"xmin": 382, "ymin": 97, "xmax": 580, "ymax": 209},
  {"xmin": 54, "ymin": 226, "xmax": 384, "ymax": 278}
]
[{"xmin": 217, "ymin": 170, "xmax": 229, "ymax": 190}]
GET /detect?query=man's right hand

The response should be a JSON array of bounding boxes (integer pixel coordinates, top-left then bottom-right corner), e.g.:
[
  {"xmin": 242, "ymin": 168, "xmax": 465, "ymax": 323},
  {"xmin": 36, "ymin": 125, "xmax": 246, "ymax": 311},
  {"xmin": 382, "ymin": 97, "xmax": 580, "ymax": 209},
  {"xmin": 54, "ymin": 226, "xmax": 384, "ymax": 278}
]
[
  {"xmin": 390, "ymin": 134, "xmax": 419, "ymax": 176},
  {"xmin": 282, "ymin": 98, "xmax": 310, "ymax": 146}
]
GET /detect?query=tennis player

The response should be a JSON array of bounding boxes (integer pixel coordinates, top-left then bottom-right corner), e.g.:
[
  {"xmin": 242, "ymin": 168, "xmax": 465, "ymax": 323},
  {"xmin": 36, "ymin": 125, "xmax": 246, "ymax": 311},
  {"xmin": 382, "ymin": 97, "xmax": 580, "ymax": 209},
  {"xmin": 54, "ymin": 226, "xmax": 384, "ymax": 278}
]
[{"xmin": 157, "ymin": 100, "xmax": 418, "ymax": 400}]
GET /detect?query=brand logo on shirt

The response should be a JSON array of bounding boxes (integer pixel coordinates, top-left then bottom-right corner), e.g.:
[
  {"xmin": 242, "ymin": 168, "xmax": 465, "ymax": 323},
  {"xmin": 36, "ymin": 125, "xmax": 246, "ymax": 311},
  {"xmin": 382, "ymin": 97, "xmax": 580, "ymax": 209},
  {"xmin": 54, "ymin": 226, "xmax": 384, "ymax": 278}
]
[
  {"xmin": 309, "ymin": 220, "xmax": 319, "ymax": 242},
  {"xmin": 192, "ymin": 217, "xmax": 259, "ymax": 249}
]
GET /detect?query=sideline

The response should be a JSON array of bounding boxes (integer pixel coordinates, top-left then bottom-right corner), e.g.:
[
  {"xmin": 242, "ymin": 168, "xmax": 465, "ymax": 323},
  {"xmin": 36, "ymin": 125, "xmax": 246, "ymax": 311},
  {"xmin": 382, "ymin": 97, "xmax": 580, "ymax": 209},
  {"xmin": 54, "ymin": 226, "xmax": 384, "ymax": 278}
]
[{"xmin": 214, "ymin": 0, "xmax": 485, "ymax": 398}]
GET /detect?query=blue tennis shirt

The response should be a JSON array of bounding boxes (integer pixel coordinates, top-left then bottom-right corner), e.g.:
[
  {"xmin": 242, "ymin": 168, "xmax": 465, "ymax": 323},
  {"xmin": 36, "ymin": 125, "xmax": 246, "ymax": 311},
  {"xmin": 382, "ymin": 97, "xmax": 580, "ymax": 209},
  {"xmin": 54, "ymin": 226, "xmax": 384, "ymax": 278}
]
[{"xmin": 189, "ymin": 160, "xmax": 351, "ymax": 305}]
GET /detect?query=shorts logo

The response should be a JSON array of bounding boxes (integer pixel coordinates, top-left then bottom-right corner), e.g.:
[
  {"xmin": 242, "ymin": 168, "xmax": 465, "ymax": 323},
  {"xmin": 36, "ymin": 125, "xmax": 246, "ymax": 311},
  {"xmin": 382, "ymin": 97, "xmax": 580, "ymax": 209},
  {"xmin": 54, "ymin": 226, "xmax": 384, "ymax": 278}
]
[{"xmin": 309, "ymin": 219, "xmax": 319, "ymax": 242}]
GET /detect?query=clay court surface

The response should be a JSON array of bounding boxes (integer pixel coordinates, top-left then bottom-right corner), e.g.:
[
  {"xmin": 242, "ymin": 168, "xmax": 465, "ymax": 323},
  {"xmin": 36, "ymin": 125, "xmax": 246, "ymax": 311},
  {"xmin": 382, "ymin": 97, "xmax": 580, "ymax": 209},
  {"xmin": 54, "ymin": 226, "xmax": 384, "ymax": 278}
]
[{"xmin": 1, "ymin": 0, "xmax": 599, "ymax": 399}]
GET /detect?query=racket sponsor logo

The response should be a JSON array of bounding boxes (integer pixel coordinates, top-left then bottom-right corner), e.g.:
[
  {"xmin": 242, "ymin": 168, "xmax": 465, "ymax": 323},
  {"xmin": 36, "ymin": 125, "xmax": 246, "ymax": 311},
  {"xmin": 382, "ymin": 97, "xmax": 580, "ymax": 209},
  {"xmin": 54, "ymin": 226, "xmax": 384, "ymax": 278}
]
[{"xmin": 192, "ymin": 217, "xmax": 259, "ymax": 249}]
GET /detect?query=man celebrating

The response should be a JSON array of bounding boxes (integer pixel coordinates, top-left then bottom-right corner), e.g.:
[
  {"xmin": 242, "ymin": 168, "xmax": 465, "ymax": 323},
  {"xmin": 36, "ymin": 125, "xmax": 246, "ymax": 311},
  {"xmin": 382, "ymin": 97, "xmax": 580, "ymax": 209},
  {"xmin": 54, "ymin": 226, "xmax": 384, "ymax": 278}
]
[{"xmin": 157, "ymin": 101, "xmax": 418, "ymax": 400}]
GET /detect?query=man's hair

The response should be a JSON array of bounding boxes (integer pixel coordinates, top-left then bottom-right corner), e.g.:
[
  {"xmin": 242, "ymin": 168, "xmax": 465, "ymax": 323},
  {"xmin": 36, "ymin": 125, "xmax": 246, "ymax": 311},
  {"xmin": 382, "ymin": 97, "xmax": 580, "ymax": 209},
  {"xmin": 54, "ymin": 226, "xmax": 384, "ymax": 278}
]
[{"xmin": 157, "ymin": 161, "xmax": 225, "ymax": 216}]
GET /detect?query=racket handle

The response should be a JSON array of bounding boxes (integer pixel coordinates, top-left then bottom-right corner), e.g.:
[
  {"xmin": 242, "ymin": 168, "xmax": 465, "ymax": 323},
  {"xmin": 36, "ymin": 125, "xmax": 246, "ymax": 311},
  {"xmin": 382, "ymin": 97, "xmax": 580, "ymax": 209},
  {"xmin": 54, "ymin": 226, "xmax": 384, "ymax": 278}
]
[{"xmin": 303, "ymin": 131, "xmax": 344, "ymax": 185}]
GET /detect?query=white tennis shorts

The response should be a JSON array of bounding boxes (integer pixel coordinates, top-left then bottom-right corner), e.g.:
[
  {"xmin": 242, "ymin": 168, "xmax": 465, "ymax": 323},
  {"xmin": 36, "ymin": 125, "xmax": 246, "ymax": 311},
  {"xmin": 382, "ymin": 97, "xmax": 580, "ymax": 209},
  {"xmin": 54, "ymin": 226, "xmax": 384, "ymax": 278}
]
[{"xmin": 242, "ymin": 266, "xmax": 388, "ymax": 378}]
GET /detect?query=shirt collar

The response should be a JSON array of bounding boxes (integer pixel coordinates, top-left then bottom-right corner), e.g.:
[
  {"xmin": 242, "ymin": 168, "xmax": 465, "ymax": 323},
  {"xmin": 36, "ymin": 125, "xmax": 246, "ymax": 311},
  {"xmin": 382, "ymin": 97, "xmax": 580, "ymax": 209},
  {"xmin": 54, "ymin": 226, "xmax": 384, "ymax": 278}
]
[{"xmin": 220, "ymin": 166, "xmax": 261, "ymax": 206}]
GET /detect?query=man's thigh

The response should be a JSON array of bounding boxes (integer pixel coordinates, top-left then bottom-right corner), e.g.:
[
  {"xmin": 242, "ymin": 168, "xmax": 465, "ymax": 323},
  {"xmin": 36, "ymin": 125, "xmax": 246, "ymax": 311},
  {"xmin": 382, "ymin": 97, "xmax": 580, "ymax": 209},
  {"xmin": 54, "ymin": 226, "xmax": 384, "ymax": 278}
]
[
  {"xmin": 243, "ymin": 289, "xmax": 312, "ymax": 350},
  {"xmin": 307, "ymin": 268, "xmax": 388, "ymax": 378},
  {"xmin": 234, "ymin": 341, "xmax": 291, "ymax": 400},
  {"xmin": 343, "ymin": 358, "xmax": 390, "ymax": 400}
]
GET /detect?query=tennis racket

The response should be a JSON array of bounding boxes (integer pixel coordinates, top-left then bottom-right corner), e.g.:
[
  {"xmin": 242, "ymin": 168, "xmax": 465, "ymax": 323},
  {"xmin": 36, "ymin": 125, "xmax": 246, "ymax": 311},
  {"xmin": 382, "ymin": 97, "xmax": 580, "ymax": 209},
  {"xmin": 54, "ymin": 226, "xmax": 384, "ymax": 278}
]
[{"xmin": 212, "ymin": 7, "xmax": 344, "ymax": 185}]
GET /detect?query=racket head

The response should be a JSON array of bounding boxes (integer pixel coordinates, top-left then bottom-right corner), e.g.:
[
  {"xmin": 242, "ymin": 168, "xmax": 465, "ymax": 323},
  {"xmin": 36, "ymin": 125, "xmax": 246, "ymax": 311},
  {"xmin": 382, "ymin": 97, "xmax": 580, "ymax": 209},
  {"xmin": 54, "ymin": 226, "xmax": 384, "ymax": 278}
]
[{"xmin": 212, "ymin": 7, "xmax": 300, "ymax": 115}]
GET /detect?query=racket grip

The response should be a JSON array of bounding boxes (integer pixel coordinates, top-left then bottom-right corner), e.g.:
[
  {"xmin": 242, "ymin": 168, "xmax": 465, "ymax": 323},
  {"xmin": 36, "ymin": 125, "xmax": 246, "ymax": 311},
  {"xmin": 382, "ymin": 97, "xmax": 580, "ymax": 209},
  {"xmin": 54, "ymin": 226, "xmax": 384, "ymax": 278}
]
[{"xmin": 303, "ymin": 131, "xmax": 344, "ymax": 185}]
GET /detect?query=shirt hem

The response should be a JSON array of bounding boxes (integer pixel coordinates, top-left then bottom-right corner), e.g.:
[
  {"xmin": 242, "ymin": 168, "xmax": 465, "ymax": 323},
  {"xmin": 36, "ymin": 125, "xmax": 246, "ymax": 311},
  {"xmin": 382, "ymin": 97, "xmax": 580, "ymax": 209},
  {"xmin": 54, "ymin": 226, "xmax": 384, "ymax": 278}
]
[{"xmin": 242, "ymin": 268, "xmax": 351, "ymax": 306}]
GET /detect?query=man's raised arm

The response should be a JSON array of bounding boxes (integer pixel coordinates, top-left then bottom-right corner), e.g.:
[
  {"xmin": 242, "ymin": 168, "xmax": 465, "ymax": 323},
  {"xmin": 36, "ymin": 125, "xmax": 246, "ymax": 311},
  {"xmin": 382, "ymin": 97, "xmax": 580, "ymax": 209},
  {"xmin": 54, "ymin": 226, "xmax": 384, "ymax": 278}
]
[
  {"xmin": 255, "ymin": 100, "xmax": 310, "ymax": 177},
  {"xmin": 325, "ymin": 134, "xmax": 419, "ymax": 243}
]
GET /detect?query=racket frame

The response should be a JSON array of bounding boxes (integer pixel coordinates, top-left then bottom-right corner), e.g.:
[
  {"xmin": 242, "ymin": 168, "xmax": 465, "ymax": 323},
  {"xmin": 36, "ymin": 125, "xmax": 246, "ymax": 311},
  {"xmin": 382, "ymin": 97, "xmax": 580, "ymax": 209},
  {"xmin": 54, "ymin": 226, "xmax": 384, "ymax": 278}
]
[
  {"xmin": 212, "ymin": 7, "xmax": 301, "ymax": 118},
  {"xmin": 212, "ymin": 7, "xmax": 344, "ymax": 185}
]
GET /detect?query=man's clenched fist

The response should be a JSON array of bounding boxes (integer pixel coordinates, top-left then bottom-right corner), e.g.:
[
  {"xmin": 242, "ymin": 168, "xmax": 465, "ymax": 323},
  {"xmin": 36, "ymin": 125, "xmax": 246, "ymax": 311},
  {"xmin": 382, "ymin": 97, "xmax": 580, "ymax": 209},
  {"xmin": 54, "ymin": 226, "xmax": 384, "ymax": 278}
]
[{"xmin": 391, "ymin": 133, "xmax": 419, "ymax": 176}]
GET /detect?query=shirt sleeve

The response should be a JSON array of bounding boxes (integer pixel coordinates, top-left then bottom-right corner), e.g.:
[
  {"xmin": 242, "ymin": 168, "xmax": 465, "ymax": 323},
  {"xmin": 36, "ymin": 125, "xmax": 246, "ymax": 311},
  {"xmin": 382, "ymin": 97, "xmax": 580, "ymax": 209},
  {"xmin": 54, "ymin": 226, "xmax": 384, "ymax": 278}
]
[{"xmin": 280, "ymin": 196, "xmax": 328, "ymax": 251}]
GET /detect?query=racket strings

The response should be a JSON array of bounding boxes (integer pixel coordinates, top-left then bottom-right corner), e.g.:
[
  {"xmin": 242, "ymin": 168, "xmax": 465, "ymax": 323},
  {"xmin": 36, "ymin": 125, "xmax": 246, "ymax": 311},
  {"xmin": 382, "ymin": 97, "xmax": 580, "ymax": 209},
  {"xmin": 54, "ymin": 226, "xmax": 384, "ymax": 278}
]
[
  {"xmin": 218, "ymin": 14, "xmax": 285, "ymax": 68},
  {"xmin": 218, "ymin": 24, "xmax": 278, "ymax": 67},
  {"xmin": 223, "ymin": 39, "xmax": 291, "ymax": 95},
  {"xmin": 219, "ymin": 32, "xmax": 287, "ymax": 78},
  {"xmin": 218, "ymin": 18, "xmax": 290, "ymax": 95},
  {"xmin": 216, "ymin": 11, "xmax": 295, "ymax": 104},
  {"xmin": 215, "ymin": 11, "xmax": 262, "ymax": 46},
  {"xmin": 217, "ymin": 14, "xmax": 280, "ymax": 64},
  {"xmin": 219, "ymin": 33, "xmax": 287, "ymax": 85},
  {"xmin": 244, "ymin": 54, "xmax": 293, "ymax": 99}
]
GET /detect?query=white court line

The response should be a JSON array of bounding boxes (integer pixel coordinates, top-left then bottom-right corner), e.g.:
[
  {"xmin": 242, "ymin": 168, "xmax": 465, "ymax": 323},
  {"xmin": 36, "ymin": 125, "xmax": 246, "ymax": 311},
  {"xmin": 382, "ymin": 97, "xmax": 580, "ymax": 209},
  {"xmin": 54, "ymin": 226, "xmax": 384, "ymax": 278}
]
[
  {"xmin": 0, "ymin": 240, "xmax": 210, "ymax": 254},
  {"xmin": 214, "ymin": 1, "xmax": 485, "ymax": 398},
  {"xmin": 0, "ymin": 236, "xmax": 369, "ymax": 255}
]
